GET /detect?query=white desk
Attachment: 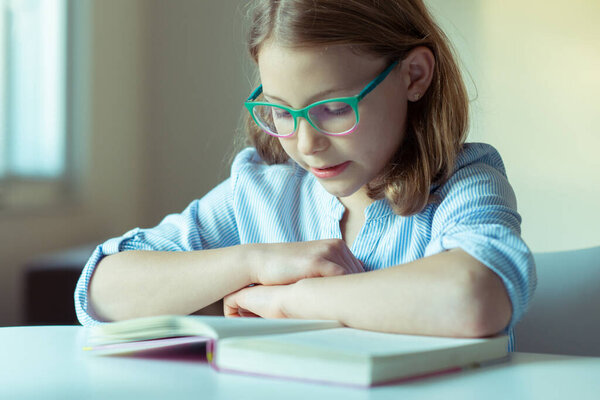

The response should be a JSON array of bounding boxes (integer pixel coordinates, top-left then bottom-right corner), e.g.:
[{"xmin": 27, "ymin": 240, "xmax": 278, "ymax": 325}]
[{"xmin": 1, "ymin": 326, "xmax": 599, "ymax": 400}]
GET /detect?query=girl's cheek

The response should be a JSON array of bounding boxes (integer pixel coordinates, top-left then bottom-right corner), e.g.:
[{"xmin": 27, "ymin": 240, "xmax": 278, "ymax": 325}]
[{"xmin": 278, "ymin": 140, "xmax": 297, "ymax": 158}]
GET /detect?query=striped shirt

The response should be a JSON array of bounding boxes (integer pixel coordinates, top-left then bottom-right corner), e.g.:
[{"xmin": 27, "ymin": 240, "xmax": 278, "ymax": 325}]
[{"xmin": 75, "ymin": 143, "xmax": 536, "ymax": 350}]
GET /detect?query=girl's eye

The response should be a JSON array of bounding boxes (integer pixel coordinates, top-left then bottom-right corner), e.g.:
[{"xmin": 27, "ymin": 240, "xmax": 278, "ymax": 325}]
[
  {"xmin": 273, "ymin": 109, "xmax": 292, "ymax": 119},
  {"xmin": 313, "ymin": 102, "xmax": 353, "ymax": 117},
  {"xmin": 325, "ymin": 104, "xmax": 352, "ymax": 115}
]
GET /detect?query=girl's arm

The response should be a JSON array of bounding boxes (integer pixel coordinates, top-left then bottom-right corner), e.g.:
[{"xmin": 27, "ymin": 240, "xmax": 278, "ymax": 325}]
[
  {"xmin": 89, "ymin": 247, "xmax": 252, "ymax": 322},
  {"xmin": 89, "ymin": 239, "xmax": 363, "ymax": 322},
  {"xmin": 224, "ymin": 248, "xmax": 512, "ymax": 338}
]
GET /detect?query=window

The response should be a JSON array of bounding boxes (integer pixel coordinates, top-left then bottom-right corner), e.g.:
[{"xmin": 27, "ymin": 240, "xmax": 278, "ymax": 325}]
[{"xmin": 0, "ymin": 0, "xmax": 77, "ymax": 210}]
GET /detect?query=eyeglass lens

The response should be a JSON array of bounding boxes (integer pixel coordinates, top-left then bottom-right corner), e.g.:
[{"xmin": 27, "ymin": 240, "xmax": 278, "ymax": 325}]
[{"xmin": 252, "ymin": 101, "xmax": 357, "ymax": 136}]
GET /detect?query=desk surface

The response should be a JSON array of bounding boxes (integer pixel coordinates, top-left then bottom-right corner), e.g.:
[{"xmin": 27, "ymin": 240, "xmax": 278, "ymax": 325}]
[{"xmin": 2, "ymin": 326, "xmax": 600, "ymax": 400}]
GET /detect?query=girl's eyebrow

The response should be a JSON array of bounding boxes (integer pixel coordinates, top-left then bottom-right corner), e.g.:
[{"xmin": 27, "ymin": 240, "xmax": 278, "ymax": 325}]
[{"xmin": 263, "ymin": 87, "xmax": 351, "ymax": 106}]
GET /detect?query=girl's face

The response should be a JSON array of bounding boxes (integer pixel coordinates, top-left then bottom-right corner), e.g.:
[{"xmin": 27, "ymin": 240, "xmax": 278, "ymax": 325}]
[{"xmin": 257, "ymin": 42, "xmax": 409, "ymax": 206}]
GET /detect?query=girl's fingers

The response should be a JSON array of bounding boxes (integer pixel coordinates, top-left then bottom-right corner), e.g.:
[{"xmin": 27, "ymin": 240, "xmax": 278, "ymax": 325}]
[
  {"xmin": 317, "ymin": 261, "xmax": 346, "ymax": 277},
  {"xmin": 338, "ymin": 245, "xmax": 363, "ymax": 274},
  {"xmin": 352, "ymin": 252, "xmax": 365, "ymax": 273},
  {"xmin": 255, "ymin": 239, "xmax": 364, "ymax": 285},
  {"xmin": 320, "ymin": 241, "xmax": 362, "ymax": 276},
  {"xmin": 223, "ymin": 293, "xmax": 243, "ymax": 317},
  {"xmin": 238, "ymin": 308, "xmax": 260, "ymax": 318}
]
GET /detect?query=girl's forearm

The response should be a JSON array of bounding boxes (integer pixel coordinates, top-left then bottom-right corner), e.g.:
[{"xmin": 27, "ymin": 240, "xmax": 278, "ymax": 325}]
[
  {"xmin": 88, "ymin": 238, "xmax": 363, "ymax": 323},
  {"xmin": 284, "ymin": 249, "xmax": 512, "ymax": 338},
  {"xmin": 88, "ymin": 246, "xmax": 254, "ymax": 322}
]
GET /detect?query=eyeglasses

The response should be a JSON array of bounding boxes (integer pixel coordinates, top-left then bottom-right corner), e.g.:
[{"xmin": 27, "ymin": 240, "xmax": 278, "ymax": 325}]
[{"xmin": 244, "ymin": 60, "xmax": 399, "ymax": 138}]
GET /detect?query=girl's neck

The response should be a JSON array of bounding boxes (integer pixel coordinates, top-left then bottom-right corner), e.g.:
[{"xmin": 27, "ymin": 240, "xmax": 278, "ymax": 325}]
[
  {"xmin": 338, "ymin": 188, "xmax": 373, "ymax": 248},
  {"xmin": 338, "ymin": 187, "xmax": 373, "ymax": 217}
]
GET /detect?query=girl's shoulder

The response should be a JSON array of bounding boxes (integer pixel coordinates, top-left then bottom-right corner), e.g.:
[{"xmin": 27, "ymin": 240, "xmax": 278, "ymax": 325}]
[
  {"xmin": 431, "ymin": 142, "xmax": 513, "ymax": 204},
  {"xmin": 454, "ymin": 142, "xmax": 507, "ymax": 176}
]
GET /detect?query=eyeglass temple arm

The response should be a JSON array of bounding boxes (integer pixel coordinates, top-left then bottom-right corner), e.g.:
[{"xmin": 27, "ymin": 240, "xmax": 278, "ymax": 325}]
[
  {"xmin": 247, "ymin": 85, "xmax": 263, "ymax": 102},
  {"xmin": 356, "ymin": 60, "xmax": 399, "ymax": 101}
]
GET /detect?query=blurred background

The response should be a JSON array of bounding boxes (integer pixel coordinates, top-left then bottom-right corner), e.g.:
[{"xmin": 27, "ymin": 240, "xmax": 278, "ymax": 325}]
[{"xmin": 0, "ymin": 0, "xmax": 598, "ymax": 327}]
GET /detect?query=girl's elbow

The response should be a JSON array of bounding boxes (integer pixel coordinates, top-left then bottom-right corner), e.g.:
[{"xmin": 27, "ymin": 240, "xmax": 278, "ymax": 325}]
[
  {"xmin": 461, "ymin": 266, "xmax": 513, "ymax": 337},
  {"xmin": 467, "ymin": 304, "xmax": 512, "ymax": 338}
]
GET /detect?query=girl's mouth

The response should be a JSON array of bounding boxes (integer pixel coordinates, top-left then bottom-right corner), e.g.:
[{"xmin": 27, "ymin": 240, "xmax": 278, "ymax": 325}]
[{"xmin": 310, "ymin": 161, "xmax": 351, "ymax": 179}]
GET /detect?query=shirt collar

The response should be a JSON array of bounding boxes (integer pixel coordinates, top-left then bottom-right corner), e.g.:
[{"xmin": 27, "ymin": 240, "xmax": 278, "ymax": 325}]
[
  {"xmin": 312, "ymin": 177, "xmax": 346, "ymax": 221},
  {"xmin": 364, "ymin": 198, "xmax": 394, "ymax": 221}
]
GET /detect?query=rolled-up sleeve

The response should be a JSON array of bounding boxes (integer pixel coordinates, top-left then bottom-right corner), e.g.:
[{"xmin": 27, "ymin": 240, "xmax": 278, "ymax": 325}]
[
  {"xmin": 424, "ymin": 145, "xmax": 536, "ymax": 331},
  {"xmin": 74, "ymin": 178, "xmax": 239, "ymax": 326}
]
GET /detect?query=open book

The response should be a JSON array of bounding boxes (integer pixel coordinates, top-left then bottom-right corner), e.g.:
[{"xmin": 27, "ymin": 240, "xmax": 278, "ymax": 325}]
[{"xmin": 85, "ymin": 315, "xmax": 509, "ymax": 387}]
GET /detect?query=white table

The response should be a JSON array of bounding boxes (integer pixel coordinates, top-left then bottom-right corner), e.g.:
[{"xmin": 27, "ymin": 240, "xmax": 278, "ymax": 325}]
[{"xmin": 1, "ymin": 326, "xmax": 600, "ymax": 400}]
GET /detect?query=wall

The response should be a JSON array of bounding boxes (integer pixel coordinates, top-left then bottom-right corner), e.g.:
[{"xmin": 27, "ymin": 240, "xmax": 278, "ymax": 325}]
[
  {"xmin": 0, "ymin": 0, "xmax": 147, "ymax": 326},
  {"xmin": 428, "ymin": 0, "xmax": 600, "ymax": 252},
  {"xmin": 0, "ymin": 0, "xmax": 250, "ymax": 326},
  {"xmin": 142, "ymin": 0, "xmax": 251, "ymax": 223}
]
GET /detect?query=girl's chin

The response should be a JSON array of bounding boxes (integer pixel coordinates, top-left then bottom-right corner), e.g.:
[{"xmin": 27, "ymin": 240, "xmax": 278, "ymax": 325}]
[{"xmin": 318, "ymin": 181, "xmax": 365, "ymax": 200}]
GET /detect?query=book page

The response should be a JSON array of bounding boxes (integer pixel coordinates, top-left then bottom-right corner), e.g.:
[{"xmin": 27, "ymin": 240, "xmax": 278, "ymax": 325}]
[
  {"xmin": 88, "ymin": 315, "xmax": 341, "ymax": 345},
  {"xmin": 196, "ymin": 317, "xmax": 342, "ymax": 339},
  {"xmin": 88, "ymin": 315, "xmax": 202, "ymax": 345}
]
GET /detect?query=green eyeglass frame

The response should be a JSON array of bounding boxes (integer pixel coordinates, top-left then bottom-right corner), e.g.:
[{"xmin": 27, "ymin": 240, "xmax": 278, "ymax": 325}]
[{"xmin": 244, "ymin": 60, "xmax": 399, "ymax": 137}]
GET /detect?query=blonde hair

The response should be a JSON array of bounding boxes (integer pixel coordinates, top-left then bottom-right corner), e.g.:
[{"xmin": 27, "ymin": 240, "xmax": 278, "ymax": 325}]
[{"xmin": 243, "ymin": 0, "xmax": 469, "ymax": 215}]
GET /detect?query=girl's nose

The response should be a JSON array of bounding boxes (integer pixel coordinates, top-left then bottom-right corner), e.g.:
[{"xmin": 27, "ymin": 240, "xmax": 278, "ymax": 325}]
[{"xmin": 296, "ymin": 119, "xmax": 328, "ymax": 156}]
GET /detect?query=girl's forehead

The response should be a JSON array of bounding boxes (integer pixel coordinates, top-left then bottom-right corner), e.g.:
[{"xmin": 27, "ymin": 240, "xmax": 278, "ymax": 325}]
[
  {"xmin": 257, "ymin": 41, "xmax": 382, "ymax": 73},
  {"xmin": 257, "ymin": 41, "xmax": 387, "ymax": 105}
]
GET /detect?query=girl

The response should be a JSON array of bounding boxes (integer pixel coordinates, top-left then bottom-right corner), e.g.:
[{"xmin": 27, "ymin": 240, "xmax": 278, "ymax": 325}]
[{"xmin": 75, "ymin": 0, "xmax": 535, "ymax": 348}]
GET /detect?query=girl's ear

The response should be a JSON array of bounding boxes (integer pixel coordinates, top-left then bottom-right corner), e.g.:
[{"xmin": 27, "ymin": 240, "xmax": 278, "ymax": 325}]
[{"xmin": 403, "ymin": 46, "xmax": 435, "ymax": 102}]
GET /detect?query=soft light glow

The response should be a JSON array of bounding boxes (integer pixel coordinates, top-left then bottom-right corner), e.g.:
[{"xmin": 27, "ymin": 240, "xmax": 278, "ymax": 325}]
[
  {"xmin": 428, "ymin": 0, "xmax": 600, "ymax": 251},
  {"xmin": 2, "ymin": 0, "xmax": 66, "ymax": 178}
]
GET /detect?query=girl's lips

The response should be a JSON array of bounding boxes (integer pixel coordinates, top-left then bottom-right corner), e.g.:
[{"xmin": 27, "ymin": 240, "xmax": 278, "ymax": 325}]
[{"xmin": 310, "ymin": 161, "xmax": 351, "ymax": 179}]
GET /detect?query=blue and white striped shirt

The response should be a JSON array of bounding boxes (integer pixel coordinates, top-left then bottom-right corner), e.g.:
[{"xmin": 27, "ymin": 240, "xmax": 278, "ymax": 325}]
[{"xmin": 75, "ymin": 143, "xmax": 536, "ymax": 349}]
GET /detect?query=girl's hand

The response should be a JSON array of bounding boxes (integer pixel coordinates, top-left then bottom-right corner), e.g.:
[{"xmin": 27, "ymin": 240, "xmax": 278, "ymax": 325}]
[
  {"xmin": 247, "ymin": 239, "xmax": 364, "ymax": 286},
  {"xmin": 223, "ymin": 284, "xmax": 290, "ymax": 319}
]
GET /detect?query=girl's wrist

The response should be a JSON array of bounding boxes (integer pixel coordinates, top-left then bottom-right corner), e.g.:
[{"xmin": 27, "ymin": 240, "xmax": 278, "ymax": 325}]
[
  {"xmin": 239, "ymin": 243, "xmax": 263, "ymax": 285},
  {"xmin": 280, "ymin": 280, "xmax": 300, "ymax": 319},
  {"xmin": 282, "ymin": 278, "xmax": 314, "ymax": 319}
]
